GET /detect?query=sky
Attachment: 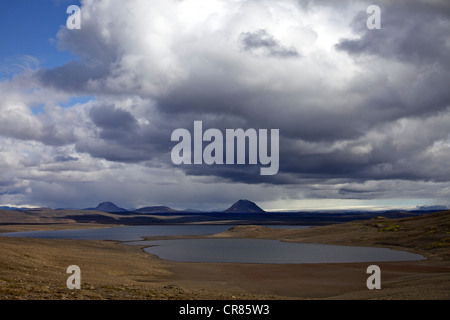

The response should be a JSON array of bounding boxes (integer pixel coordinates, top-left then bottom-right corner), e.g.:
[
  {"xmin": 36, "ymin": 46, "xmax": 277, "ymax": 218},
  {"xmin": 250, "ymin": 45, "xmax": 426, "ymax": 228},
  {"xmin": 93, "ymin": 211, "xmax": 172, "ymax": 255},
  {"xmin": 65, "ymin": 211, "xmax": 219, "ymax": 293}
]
[{"xmin": 0, "ymin": 0, "xmax": 449, "ymax": 211}]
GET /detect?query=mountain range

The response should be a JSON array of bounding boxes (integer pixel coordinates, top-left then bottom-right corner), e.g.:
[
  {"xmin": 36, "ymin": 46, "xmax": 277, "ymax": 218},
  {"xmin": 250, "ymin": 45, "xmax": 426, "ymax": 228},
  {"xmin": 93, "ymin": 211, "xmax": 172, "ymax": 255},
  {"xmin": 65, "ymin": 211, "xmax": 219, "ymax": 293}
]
[
  {"xmin": 84, "ymin": 202, "xmax": 128, "ymax": 213},
  {"xmin": 2, "ymin": 200, "xmax": 446, "ymax": 227},
  {"xmin": 83, "ymin": 199, "xmax": 266, "ymax": 214}
]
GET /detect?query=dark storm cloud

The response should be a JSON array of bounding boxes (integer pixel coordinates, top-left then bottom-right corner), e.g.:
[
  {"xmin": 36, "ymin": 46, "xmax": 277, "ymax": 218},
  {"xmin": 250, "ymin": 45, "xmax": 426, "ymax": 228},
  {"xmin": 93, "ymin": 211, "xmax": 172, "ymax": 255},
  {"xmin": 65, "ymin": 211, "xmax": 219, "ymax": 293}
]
[
  {"xmin": 90, "ymin": 104, "xmax": 137, "ymax": 136},
  {"xmin": 335, "ymin": 1, "xmax": 450, "ymax": 118},
  {"xmin": 240, "ymin": 29, "xmax": 301, "ymax": 58},
  {"xmin": 72, "ymin": 102, "xmax": 175, "ymax": 163},
  {"xmin": 54, "ymin": 155, "xmax": 79, "ymax": 162},
  {"xmin": 36, "ymin": 60, "xmax": 108, "ymax": 94},
  {"xmin": 336, "ymin": 1, "xmax": 450, "ymax": 65}
]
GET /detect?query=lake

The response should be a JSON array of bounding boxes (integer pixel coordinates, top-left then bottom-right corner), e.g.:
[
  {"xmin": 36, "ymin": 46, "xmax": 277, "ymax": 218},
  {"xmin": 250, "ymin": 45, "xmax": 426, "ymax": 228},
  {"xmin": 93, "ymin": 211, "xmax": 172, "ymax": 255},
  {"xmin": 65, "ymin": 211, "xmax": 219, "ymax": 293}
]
[
  {"xmin": 127, "ymin": 238, "xmax": 425, "ymax": 264},
  {"xmin": 0, "ymin": 225, "xmax": 425, "ymax": 264},
  {"xmin": 0, "ymin": 225, "xmax": 236, "ymax": 241}
]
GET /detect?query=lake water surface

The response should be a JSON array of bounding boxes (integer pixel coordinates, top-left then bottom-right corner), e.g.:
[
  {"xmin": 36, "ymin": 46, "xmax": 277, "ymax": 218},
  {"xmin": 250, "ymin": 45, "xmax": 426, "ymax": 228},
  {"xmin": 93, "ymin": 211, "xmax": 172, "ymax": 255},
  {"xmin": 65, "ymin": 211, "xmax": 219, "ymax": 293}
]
[
  {"xmin": 0, "ymin": 225, "xmax": 236, "ymax": 241},
  {"xmin": 1, "ymin": 225, "xmax": 425, "ymax": 264},
  {"xmin": 127, "ymin": 238, "xmax": 424, "ymax": 264}
]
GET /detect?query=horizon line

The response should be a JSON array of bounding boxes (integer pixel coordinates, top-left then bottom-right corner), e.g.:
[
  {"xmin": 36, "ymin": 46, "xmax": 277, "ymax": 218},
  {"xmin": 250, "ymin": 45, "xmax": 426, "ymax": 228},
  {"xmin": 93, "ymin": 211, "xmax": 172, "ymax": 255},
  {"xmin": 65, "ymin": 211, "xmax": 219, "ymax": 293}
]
[{"xmin": 1, "ymin": 202, "xmax": 448, "ymax": 212}]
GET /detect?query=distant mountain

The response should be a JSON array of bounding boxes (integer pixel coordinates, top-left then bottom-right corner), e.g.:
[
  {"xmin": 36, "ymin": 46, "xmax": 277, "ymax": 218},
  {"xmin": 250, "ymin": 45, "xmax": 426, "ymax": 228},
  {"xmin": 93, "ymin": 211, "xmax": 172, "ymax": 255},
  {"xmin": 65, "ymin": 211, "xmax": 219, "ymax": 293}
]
[
  {"xmin": 85, "ymin": 202, "xmax": 128, "ymax": 213},
  {"xmin": 222, "ymin": 199, "xmax": 265, "ymax": 213},
  {"xmin": 134, "ymin": 206, "xmax": 179, "ymax": 214}
]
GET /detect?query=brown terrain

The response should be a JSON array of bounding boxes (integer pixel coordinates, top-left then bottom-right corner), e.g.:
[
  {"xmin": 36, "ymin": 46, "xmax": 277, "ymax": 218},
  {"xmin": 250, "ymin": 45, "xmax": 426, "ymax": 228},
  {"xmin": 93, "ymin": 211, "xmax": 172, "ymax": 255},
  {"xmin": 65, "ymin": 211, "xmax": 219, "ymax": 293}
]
[{"xmin": 0, "ymin": 209, "xmax": 449, "ymax": 300}]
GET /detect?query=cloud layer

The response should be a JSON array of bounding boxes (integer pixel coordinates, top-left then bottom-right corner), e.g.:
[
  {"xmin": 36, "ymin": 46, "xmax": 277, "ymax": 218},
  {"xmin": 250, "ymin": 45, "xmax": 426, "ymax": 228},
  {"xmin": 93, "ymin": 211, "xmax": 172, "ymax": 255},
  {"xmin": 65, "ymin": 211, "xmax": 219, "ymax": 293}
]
[{"xmin": 1, "ymin": 0, "xmax": 450, "ymax": 209}]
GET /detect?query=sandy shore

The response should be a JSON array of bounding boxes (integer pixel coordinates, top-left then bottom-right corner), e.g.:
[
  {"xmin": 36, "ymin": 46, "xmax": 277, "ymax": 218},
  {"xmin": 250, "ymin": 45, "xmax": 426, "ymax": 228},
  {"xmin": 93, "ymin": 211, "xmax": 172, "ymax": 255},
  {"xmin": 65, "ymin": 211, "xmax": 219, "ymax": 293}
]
[{"xmin": 1, "ymin": 213, "xmax": 450, "ymax": 300}]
